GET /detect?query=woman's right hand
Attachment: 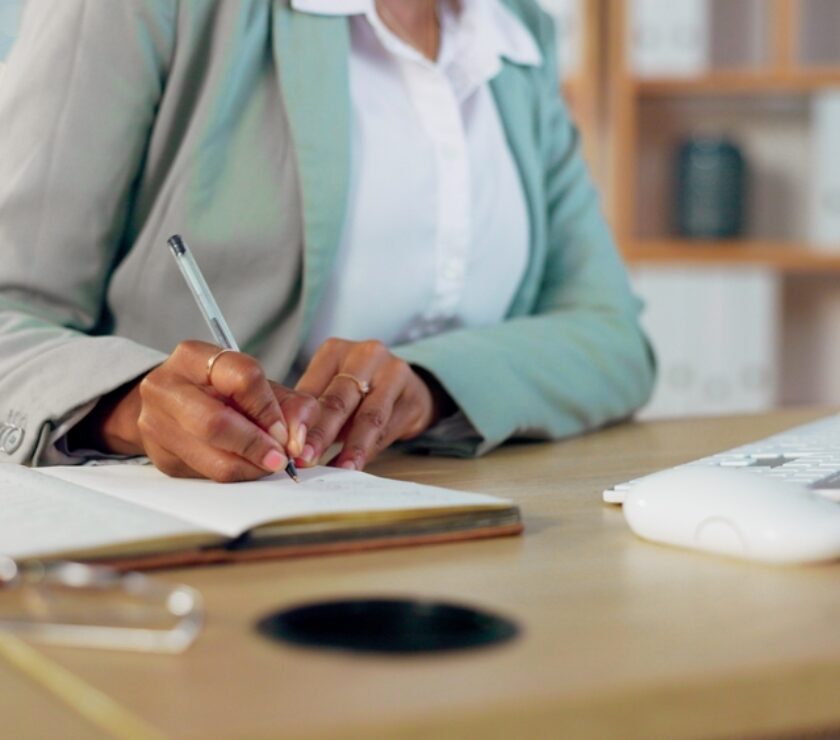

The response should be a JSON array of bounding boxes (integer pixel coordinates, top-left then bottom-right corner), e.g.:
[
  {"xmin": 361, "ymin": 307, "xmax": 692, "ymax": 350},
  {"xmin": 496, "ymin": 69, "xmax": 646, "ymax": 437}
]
[{"xmin": 73, "ymin": 340, "xmax": 320, "ymax": 482}]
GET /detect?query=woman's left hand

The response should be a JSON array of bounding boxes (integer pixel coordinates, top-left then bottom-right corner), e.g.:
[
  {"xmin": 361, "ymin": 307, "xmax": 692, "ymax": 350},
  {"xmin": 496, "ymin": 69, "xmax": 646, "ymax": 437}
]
[{"xmin": 294, "ymin": 338, "xmax": 440, "ymax": 470}]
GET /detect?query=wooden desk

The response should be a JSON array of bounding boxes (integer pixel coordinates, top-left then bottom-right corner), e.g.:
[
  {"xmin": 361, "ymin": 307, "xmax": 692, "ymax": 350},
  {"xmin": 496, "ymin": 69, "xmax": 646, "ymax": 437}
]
[{"xmin": 5, "ymin": 408, "xmax": 840, "ymax": 739}]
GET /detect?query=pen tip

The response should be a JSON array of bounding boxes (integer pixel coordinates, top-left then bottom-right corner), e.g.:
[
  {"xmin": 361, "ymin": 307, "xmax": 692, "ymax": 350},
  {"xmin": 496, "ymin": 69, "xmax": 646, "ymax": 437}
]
[{"xmin": 286, "ymin": 459, "xmax": 300, "ymax": 483}]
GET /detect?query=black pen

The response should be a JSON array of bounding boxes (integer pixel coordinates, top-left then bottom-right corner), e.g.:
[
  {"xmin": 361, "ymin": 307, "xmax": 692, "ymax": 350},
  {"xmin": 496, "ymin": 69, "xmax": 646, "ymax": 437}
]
[{"xmin": 167, "ymin": 234, "xmax": 300, "ymax": 483}]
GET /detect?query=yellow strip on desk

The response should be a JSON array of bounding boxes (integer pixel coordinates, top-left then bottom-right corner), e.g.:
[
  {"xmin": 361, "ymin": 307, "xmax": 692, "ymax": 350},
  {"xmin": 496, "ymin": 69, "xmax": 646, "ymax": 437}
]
[{"xmin": 0, "ymin": 634, "xmax": 164, "ymax": 740}]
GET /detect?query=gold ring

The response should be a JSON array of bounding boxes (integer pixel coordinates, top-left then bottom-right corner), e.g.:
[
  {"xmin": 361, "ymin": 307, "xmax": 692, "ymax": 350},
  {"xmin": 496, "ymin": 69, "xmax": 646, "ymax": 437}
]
[
  {"xmin": 206, "ymin": 348, "xmax": 236, "ymax": 386},
  {"xmin": 334, "ymin": 372, "xmax": 372, "ymax": 398}
]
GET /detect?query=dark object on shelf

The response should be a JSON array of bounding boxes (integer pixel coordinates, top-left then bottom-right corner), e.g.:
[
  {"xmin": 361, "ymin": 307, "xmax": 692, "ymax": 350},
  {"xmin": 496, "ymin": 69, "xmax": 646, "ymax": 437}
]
[
  {"xmin": 256, "ymin": 597, "xmax": 519, "ymax": 654},
  {"xmin": 676, "ymin": 136, "xmax": 746, "ymax": 239}
]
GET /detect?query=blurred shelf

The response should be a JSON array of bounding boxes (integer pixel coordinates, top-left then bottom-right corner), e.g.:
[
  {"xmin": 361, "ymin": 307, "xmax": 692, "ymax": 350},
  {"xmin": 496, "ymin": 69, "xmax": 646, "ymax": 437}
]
[
  {"xmin": 634, "ymin": 69, "xmax": 840, "ymax": 96},
  {"xmin": 624, "ymin": 240, "xmax": 840, "ymax": 272},
  {"xmin": 562, "ymin": 79, "xmax": 580, "ymax": 100}
]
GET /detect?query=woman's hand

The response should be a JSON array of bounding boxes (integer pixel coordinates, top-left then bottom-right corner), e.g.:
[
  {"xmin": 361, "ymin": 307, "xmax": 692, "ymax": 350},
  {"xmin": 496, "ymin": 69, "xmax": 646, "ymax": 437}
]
[
  {"xmin": 295, "ymin": 338, "xmax": 449, "ymax": 471},
  {"xmin": 72, "ymin": 340, "xmax": 319, "ymax": 482}
]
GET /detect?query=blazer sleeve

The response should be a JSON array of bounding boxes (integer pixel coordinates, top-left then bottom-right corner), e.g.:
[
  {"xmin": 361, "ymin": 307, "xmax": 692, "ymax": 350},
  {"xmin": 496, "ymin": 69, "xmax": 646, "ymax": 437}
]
[
  {"xmin": 0, "ymin": 0, "xmax": 175, "ymax": 465},
  {"xmin": 394, "ymin": 8, "xmax": 656, "ymax": 457}
]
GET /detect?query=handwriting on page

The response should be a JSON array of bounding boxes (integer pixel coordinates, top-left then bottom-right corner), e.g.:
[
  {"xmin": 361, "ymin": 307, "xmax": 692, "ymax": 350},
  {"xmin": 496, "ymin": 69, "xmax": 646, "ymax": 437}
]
[{"xmin": 305, "ymin": 477, "xmax": 423, "ymax": 494}]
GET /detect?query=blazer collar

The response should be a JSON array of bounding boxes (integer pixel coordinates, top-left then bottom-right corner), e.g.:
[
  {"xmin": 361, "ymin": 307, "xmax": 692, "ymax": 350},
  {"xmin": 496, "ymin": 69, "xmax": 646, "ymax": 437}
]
[{"xmin": 273, "ymin": 5, "xmax": 352, "ymax": 339}]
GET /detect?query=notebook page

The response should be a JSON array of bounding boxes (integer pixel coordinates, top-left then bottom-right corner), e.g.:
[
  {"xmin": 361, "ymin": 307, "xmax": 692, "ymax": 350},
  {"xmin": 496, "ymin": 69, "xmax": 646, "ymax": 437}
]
[
  {"xmin": 0, "ymin": 464, "xmax": 209, "ymax": 559},
  {"xmin": 39, "ymin": 464, "xmax": 512, "ymax": 538}
]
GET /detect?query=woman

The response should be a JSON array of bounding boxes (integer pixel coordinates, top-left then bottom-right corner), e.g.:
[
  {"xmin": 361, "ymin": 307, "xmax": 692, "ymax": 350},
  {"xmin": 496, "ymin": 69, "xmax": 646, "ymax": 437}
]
[{"xmin": 0, "ymin": 0, "xmax": 655, "ymax": 481}]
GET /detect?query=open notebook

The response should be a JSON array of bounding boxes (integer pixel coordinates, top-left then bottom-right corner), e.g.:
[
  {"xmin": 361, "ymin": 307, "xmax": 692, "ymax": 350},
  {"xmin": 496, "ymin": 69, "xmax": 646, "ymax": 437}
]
[{"xmin": 0, "ymin": 463, "xmax": 522, "ymax": 569}]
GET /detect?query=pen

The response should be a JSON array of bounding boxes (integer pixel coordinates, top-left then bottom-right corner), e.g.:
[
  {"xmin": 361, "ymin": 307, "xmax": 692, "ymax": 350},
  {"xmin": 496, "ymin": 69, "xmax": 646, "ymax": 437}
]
[{"xmin": 167, "ymin": 234, "xmax": 300, "ymax": 483}]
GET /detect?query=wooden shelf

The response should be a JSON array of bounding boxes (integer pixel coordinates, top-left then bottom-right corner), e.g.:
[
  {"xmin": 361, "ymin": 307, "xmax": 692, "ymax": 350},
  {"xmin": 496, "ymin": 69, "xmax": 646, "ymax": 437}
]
[
  {"xmin": 562, "ymin": 79, "xmax": 580, "ymax": 100},
  {"xmin": 623, "ymin": 240, "xmax": 840, "ymax": 272},
  {"xmin": 605, "ymin": 0, "xmax": 840, "ymax": 257},
  {"xmin": 558, "ymin": 0, "xmax": 604, "ymax": 183},
  {"xmin": 634, "ymin": 69, "xmax": 840, "ymax": 96}
]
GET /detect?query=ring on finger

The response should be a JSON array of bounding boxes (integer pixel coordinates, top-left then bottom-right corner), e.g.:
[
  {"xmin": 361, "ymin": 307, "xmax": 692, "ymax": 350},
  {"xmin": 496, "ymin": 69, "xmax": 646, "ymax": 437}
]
[
  {"xmin": 206, "ymin": 348, "xmax": 236, "ymax": 386},
  {"xmin": 334, "ymin": 372, "xmax": 372, "ymax": 398}
]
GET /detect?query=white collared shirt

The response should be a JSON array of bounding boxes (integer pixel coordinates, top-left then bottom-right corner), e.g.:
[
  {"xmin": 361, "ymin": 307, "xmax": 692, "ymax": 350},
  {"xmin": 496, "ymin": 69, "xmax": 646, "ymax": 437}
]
[{"xmin": 296, "ymin": 0, "xmax": 541, "ymax": 360}]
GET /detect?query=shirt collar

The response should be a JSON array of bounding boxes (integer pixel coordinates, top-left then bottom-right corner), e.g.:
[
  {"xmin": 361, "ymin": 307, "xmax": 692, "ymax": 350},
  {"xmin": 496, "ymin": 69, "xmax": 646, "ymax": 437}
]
[
  {"xmin": 289, "ymin": 0, "xmax": 542, "ymax": 68},
  {"xmin": 290, "ymin": 0, "xmax": 368, "ymax": 13}
]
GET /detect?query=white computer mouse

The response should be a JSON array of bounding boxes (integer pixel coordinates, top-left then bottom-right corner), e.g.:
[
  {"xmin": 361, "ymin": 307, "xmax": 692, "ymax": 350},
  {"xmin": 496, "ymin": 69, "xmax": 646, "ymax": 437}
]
[{"xmin": 623, "ymin": 466, "xmax": 840, "ymax": 564}]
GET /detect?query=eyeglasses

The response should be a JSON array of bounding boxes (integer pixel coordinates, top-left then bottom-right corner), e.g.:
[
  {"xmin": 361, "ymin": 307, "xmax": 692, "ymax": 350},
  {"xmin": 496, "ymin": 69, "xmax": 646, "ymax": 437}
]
[{"xmin": 0, "ymin": 557, "xmax": 203, "ymax": 653}]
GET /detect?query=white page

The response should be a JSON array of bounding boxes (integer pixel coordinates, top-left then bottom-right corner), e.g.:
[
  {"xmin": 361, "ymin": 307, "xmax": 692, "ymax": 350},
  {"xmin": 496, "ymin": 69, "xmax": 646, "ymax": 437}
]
[
  {"xmin": 38, "ymin": 465, "xmax": 512, "ymax": 538},
  {"xmin": 0, "ymin": 464, "xmax": 207, "ymax": 559}
]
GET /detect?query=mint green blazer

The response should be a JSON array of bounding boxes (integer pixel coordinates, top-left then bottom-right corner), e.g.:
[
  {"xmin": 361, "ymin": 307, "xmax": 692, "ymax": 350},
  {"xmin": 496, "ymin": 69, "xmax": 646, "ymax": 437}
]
[{"xmin": 0, "ymin": 0, "xmax": 654, "ymax": 464}]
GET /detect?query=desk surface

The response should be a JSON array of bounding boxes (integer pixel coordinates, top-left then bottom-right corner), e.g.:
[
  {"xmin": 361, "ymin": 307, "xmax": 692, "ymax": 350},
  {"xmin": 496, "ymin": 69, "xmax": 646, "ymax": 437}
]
[{"xmin": 6, "ymin": 408, "xmax": 840, "ymax": 739}]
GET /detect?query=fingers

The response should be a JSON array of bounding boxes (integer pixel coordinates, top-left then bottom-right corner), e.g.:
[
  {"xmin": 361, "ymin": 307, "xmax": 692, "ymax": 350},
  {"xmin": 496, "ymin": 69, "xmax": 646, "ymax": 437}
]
[
  {"xmin": 333, "ymin": 372, "xmax": 435, "ymax": 470},
  {"xmin": 174, "ymin": 341, "xmax": 289, "ymax": 446},
  {"xmin": 125, "ymin": 339, "xmax": 326, "ymax": 482},
  {"xmin": 330, "ymin": 364, "xmax": 408, "ymax": 470},
  {"xmin": 295, "ymin": 339, "xmax": 381, "ymax": 464},
  {"xmin": 143, "ymin": 439, "xmax": 203, "ymax": 479},
  {"xmin": 295, "ymin": 337, "xmax": 345, "ymax": 399},
  {"xmin": 134, "ymin": 336, "xmax": 440, "ymax": 478},
  {"xmin": 269, "ymin": 381, "xmax": 321, "ymax": 458},
  {"xmin": 302, "ymin": 376, "xmax": 364, "ymax": 463},
  {"xmin": 296, "ymin": 338, "xmax": 436, "ymax": 470},
  {"xmin": 143, "ymin": 429, "xmax": 268, "ymax": 484},
  {"xmin": 138, "ymin": 376, "xmax": 289, "ymax": 480}
]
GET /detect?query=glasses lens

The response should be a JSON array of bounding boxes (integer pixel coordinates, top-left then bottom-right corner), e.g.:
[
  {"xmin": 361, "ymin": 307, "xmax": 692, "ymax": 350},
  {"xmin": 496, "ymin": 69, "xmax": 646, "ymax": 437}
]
[{"xmin": 0, "ymin": 560, "xmax": 202, "ymax": 652}]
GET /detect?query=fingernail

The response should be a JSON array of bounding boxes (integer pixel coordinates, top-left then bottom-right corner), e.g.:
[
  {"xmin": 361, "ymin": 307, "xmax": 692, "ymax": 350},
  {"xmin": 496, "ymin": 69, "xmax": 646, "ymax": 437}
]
[
  {"xmin": 269, "ymin": 421, "xmax": 288, "ymax": 447},
  {"xmin": 262, "ymin": 449, "xmax": 287, "ymax": 472},
  {"xmin": 339, "ymin": 460, "xmax": 356, "ymax": 471},
  {"xmin": 301, "ymin": 444, "xmax": 316, "ymax": 465},
  {"xmin": 291, "ymin": 424, "xmax": 307, "ymax": 458}
]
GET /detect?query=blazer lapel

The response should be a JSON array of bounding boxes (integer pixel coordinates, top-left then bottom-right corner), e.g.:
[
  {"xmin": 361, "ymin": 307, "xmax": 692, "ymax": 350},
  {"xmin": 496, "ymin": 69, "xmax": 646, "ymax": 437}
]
[
  {"xmin": 490, "ymin": 64, "xmax": 545, "ymax": 317},
  {"xmin": 273, "ymin": 5, "xmax": 352, "ymax": 337}
]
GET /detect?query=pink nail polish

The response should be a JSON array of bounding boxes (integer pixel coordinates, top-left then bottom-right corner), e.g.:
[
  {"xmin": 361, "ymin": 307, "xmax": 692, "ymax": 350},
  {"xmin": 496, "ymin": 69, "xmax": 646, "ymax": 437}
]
[
  {"xmin": 292, "ymin": 424, "xmax": 307, "ymax": 457},
  {"xmin": 301, "ymin": 444, "xmax": 316, "ymax": 464},
  {"xmin": 269, "ymin": 422, "xmax": 288, "ymax": 447},
  {"xmin": 340, "ymin": 461, "xmax": 356, "ymax": 471},
  {"xmin": 263, "ymin": 449, "xmax": 287, "ymax": 472}
]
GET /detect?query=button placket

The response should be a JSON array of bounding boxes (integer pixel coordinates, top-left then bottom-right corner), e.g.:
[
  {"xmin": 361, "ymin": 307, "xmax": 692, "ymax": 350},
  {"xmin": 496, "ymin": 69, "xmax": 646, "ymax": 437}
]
[{"xmin": 399, "ymin": 59, "xmax": 472, "ymax": 325}]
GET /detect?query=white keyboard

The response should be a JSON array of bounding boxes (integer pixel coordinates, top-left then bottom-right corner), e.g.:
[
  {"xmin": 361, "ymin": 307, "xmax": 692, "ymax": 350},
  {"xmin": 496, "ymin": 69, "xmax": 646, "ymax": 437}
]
[{"xmin": 604, "ymin": 413, "xmax": 840, "ymax": 505}]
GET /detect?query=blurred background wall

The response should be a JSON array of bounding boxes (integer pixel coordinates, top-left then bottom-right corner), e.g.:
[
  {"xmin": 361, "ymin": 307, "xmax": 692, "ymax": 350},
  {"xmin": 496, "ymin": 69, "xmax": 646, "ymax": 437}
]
[{"xmin": 2, "ymin": 1, "xmax": 840, "ymax": 420}]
